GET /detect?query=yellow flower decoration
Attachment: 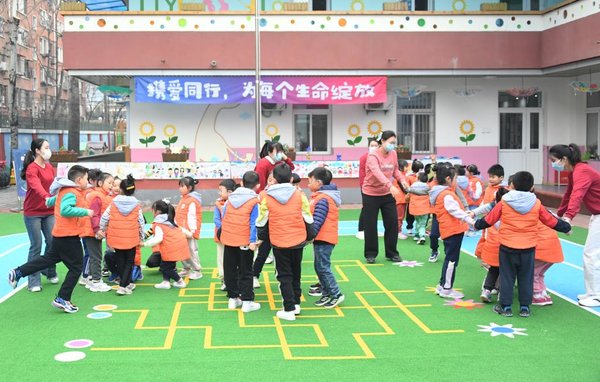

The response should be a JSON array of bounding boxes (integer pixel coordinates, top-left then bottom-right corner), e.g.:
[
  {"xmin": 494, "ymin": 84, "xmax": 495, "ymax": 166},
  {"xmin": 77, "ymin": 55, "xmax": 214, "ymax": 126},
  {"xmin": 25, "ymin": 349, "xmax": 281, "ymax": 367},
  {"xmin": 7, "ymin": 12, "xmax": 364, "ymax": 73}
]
[
  {"xmin": 367, "ymin": 120, "xmax": 383, "ymax": 136},
  {"xmin": 347, "ymin": 124, "xmax": 361, "ymax": 138},
  {"xmin": 265, "ymin": 124, "xmax": 279, "ymax": 139},
  {"xmin": 139, "ymin": 121, "xmax": 155, "ymax": 137},
  {"xmin": 460, "ymin": 120, "xmax": 475, "ymax": 135},
  {"xmin": 163, "ymin": 124, "xmax": 177, "ymax": 138}
]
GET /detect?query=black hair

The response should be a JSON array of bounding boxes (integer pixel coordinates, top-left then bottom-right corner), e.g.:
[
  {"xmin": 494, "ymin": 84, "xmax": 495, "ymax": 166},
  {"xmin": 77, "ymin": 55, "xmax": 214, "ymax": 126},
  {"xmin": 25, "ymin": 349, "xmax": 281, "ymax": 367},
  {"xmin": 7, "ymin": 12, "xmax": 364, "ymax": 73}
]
[
  {"xmin": 152, "ymin": 200, "xmax": 177, "ymax": 227},
  {"xmin": 21, "ymin": 138, "xmax": 48, "ymax": 180},
  {"xmin": 88, "ymin": 168, "xmax": 103, "ymax": 185},
  {"xmin": 242, "ymin": 171, "xmax": 260, "ymax": 189},
  {"xmin": 120, "ymin": 174, "xmax": 136, "ymax": 196},
  {"xmin": 398, "ymin": 160, "xmax": 408, "ymax": 170},
  {"xmin": 495, "ymin": 187, "xmax": 509, "ymax": 203},
  {"xmin": 367, "ymin": 137, "xmax": 379, "ymax": 146},
  {"xmin": 507, "ymin": 175, "xmax": 514, "ymax": 186},
  {"xmin": 97, "ymin": 172, "xmax": 113, "ymax": 186},
  {"xmin": 487, "ymin": 164, "xmax": 505, "ymax": 178},
  {"xmin": 67, "ymin": 165, "xmax": 88, "ymax": 183},
  {"xmin": 436, "ymin": 165, "xmax": 456, "ymax": 186},
  {"xmin": 179, "ymin": 176, "xmax": 199, "ymax": 192},
  {"xmin": 378, "ymin": 130, "xmax": 396, "ymax": 144},
  {"xmin": 259, "ymin": 140, "xmax": 284, "ymax": 159},
  {"xmin": 411, "ymin": 160, "xmax": 424, "ymax": 173},
  {"xmin": 308, "ymin": 167, "xmax": 332, "ymax": 185},
  {"xmin": 273, "ymin": 163, "xmax": 292, "ymax": 184},
  {"xmin": 219, "ymin": 179, "xmax": 238, "ymax": 192},
  {"xmin": 549, "ymin": 144, "xmax": 582, "ymax": 166},
  {"xmin": 466, "ymin": 164, "xmax": 480, "ymax": 176},
  {"xmin": 417, "ymin": 172, "xmax": 429, "ymax": 183},
  {"xmin": 454, "ymin": 164, "xmax": 466, "ymax": 176},
  {"xmin": 291, "ymin": 173, "xmax": 301, "ymax": 185},
  {"xmin": 511, "ymin": 171, "xmax": 534, "ymax": 192}
]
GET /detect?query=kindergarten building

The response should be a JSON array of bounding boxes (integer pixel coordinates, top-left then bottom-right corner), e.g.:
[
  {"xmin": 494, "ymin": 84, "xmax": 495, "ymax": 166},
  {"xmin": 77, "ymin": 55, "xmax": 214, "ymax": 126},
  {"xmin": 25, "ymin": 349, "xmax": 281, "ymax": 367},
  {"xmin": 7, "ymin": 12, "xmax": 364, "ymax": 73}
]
[{"xmin": 58, "ymin": 0, "xmax": 600, "ymax": 193}]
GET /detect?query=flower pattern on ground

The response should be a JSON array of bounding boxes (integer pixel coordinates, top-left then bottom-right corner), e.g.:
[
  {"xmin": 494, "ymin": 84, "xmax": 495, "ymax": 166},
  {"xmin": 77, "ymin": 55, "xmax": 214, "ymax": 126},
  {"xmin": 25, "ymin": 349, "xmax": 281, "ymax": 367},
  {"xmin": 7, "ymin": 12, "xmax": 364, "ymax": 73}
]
[
  {"xmin": 444, "ymin": 298, "xmax": 483, "ymax": 310},
  {"xmin": 477, "ymin": 323, "xmax": 528, "ymax": 338},
  {"xmin": 394, "ymin": 260, "xmax": 424, "ymax": 268}
]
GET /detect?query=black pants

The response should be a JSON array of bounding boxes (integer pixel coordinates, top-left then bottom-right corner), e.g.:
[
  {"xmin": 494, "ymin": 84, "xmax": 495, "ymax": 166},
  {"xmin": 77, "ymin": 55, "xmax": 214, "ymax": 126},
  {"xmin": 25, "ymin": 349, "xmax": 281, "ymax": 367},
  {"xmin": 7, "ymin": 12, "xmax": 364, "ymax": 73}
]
[
  {"xmin": 429, "ymin": 215, "xmax": 440, "ymax": 252},
  {"xmin": 499, "ymin": 245, "xmax": 535, "ymax": 307},
  {"xmin": 18, "ymin": 235, "xmax": 83, "ymax": 301},
  {"xmin": 273, "ymin": 247, "xmax": 303, "ymax": 312},
  {"xmin": 114, "ymin": 248, "xmax": 136, "ymax": 288},
  {"xmin": 159, "ymin": 260, "xmax": 180, "ymax": 282},
  {"xmin": 483, "ymin": 266, "xmax": 500, "ymax": 291},
  {"xmin": 405, "ymin": 204, "xmax": 415, "ymax": 230},
  {"xmin": 146, "ymin": 252, "xmax": 162, "ymax": 268},
  {"xmin": 358, "ymin": 192, "xmax": 366, "ymax": 232},
  {"xmin": 253, "ymin": 239, "xmax": 271, "ymax": 278},
  {"xmin": 224, "ymin": 245, "xmax": 255, "ymax": 301},
  {"xmin": 439, "ymin": 233, "xmax": 464, "ymax": 289},
  {"xmin": 362, "ymin": 193, "xmax": 399, "ymax": 259}
]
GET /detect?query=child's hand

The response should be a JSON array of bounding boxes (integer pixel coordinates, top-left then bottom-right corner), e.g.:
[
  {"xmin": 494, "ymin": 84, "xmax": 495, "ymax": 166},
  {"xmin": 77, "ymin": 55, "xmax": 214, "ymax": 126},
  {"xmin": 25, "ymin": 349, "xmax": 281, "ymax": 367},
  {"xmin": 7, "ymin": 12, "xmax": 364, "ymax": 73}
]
[
  {"xmin": 87, "ymin": 209, "xmax": 94, "ymax": 217},
  {"xmin": 249, "ymin": 243, "xmax": 257, "ymax": 252},
  {"xmin": 390, "ymin": 185, "xmax": 401, "ymax": 198},
  {"xmin": 466, "ymin": 210, "xmax": 475, "ymax": 218},
  {"xmin": 95, "ymin": 230, "xmax": 106, "ymax": 240}
]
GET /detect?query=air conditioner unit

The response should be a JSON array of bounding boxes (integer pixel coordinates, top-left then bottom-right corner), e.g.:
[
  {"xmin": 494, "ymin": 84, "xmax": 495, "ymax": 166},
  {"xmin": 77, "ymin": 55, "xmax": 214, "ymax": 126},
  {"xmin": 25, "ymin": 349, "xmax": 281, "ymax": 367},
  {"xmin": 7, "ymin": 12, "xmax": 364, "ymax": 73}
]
[
  {"xmin": 364, "ymin": 93, "xmax": 393, "ymax": 114},
  {"xmin": 261, "ymin": 103, "xmax": 286, "ymax": 116},
  {"xmin": 0, "ymin": 62, "xmax": 8, "ymax": 71}
]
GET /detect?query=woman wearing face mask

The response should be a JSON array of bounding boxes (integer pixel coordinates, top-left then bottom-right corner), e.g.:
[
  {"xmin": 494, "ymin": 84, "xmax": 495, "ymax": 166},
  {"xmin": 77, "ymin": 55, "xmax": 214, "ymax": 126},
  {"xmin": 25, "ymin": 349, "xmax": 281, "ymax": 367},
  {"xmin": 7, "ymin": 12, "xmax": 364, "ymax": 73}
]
[
  {"xmin": 254, "ymin": 140, "xmax": 295, "ymax": 193},
  {"xmin": 362, "ymin": 131, "xmax": 404, "ymax": 264},
  {"xmin": 549, "ymin": 143, "xmax": 600, "ymax": 307},
  {"xmin": 19, "ymin": 138, "xmax": 59, "ymax": 292},
  {"xmin": 356, "ymin": 138, "xmax": 381, "ymax": 240}
]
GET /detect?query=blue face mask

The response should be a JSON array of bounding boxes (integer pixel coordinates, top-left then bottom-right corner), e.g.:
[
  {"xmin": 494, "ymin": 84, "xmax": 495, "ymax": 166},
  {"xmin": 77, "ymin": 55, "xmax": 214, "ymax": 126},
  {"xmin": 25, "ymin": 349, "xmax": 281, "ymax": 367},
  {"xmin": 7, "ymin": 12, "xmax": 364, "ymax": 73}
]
[
  {"xmin": 551, "ymin": 160, "xmax": 564, "ymax": 171},
  {"xmin": 384, "ymin": 143, "xmax": 397, "ymax": 153},
  {"xmin": 274, "ymin": 152, "xmax": 283, "ymax": 161}
]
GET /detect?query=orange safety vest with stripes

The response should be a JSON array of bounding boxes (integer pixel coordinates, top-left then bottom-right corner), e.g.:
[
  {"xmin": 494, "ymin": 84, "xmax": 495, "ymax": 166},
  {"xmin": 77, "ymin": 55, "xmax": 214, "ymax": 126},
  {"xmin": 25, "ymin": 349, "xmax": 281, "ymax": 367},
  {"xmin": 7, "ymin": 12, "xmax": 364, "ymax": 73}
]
[
  {"xmin": 80, "ymin": 187, "xmax": 112, "ymax": 238},
  {"xmin": 266, "ymin": 190, "xmax": 306, "ymax": 248},
  {"xmin": 52, "ymin": 187, "xmax": 85, "ymax": 238},
  {"xmin": 152, "ymin": 222, "xmax": 190, "ymax": 262},
  {"xmin": 433, "ymin": 189, "xmax": 468, "ymax": 240},
  {"xmin": 220, "ymin": 197, "xmax": 259, "ymax": 247},
  {"xmin": 498, "ymin": 199, "xmax": 542, "ymax": 249},
  {"xmin": 175, "ymin": 194, "xmax": 202, "ymax": 239},
  {"xmin": 106, "ymin": 202, "xmax": 142, "ymax": 250},
  {"xmin": 310, "ymin": 192, "xmax": 338, "ymax": 245}
]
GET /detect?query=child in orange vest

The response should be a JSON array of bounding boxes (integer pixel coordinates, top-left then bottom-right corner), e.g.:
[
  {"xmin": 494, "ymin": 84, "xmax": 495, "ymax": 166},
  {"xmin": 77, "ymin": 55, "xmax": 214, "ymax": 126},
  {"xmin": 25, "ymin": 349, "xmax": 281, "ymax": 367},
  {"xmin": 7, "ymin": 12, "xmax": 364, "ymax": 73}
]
[
  {"xmin": 80, "ymin": 172, "xmax": 114, "ymax": 292},
  {"xmin": 308, "ymin": 167, "xmax": 344, "ymax": 309},
  {"xmin": 405, "ymin": 172, "xmax": 431, "ymax": 245},
  {"xmin": 429, "ymin": 164, "xmax": 476, "ymax": 299},
  {"xmin": 256, "ymin": 163, "xmax": 314, "ymax": 321},
  {"xmin": 219, "ymin": 171, "xmax": 261, "ymax": 313},
  {"xmin": 9, "ymin": 165, "xmax": 94, "ymax": 313},
  {"xmin": 474, "ymin": 171, "xmax": 571, "ymax": 317},
  {"xmin": 253, "ymin": 171, "xmax": 276, "ymax": 289},
  {"xmin": 80, "ymin": 168, "xmax": 102, "ymax": 285},
  {"xmin": 533, "ymin": 222, "xmax": 564, "ymax": 306},
  {"xmin": 466, "ymin": 164, "xmax": 484, "ymax": 206},
  {"xmin": 481, "ymin": 164, "xmax": 505, "ymax": 205},
  {"xmin": 404, "ymin": 160, "xmax": 424, "ymax": 236},
  {"xmin": 214, "ymin": 179, "xmax": 238, "ymax": 291},
  {"xmin": 143, "ymin": 200, "xmax": 190, "ymax": 289},
  {"xmin": 175, "ymin": 176, "xmax": 203, "ymax": 280},
  {"xmin": 394, "ymin": 160, "xmax": 410, "ymax": 240},
  {"xmin": 101, "ymin": 176, "xmax": 123, "ymax": 278},
  {"xmin": 99, "ymin": 174, "xmax": 145, "ymax": 296}
]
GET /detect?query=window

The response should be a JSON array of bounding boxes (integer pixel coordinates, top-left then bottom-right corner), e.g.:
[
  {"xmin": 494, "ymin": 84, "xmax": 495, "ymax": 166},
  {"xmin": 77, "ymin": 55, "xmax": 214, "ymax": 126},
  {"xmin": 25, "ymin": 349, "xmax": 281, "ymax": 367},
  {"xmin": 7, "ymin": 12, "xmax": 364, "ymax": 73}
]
[
  {"xmin": 500, "ymin": 113, "xmax": 523, "ymax": 150},
  {"xmin": 293, "ymin": 104, "xmax": 331, "ymax": 153},
  {"xmin": 40, "ymin": 10, "xmax": 49, "ymax": 28},
  {"xmin": 58, "ymin": 48, "xmax": 63, "ymax": 63},
  {"xmin": 40, "ymin": 38, "xmax": 50, "ymax": 55},
  {"xmin": 32, "ymin": 16, "xmax": 37, "ymax": 30},
  {"xmin": 0, "ymin": 17, "xmax": 6, "ymax": 36},
  {"xmin": 0, "ymin": 85, "xmax": 6, "ymax": 105},
  {"xmin": 17, "ymin": 0, "xmax": 27, "ymax": 14},
  {"xmin": 587, "ymin": 93, "xmax": 600, "ymax": 159},
  {"xmin": 17, "ymin": 55, "xmax": 26, "ymax": 76},
  {"xmin": 396, "ymin": 92, "xmax": 435, "ymax": 153},
  {"xmin": 498, "ymin": 91, "xmax": 542, "ymax": 108},
  {"xmin": 17, "ymin": 28, "xmax": 29, "ymax": 46}
]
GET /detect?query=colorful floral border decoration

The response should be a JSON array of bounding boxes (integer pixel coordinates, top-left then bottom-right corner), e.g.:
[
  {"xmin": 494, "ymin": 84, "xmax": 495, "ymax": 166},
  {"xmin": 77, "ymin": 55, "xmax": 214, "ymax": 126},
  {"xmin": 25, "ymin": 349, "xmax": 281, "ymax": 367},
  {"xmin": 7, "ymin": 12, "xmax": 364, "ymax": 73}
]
[
  {"xmin": 346, "ymin": 124, "xmax": 363, "ymax": 146},
  {"xmin": 459, "ymin": 120, "xmax": 476, "ymax": 145},
  {"xmin": 139, "ymin": 121, "xmax": 156, "ymax": 147}
]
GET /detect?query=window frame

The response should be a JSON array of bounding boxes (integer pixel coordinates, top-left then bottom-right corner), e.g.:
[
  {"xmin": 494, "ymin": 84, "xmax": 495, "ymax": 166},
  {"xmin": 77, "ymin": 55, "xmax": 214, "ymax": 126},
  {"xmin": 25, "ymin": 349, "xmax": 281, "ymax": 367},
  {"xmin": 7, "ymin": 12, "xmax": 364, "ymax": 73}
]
[
  {"xmin": 396, "ymin": 91, "xmax": 435, "ymax": 154},
  {"xmin": 292, "ymin": 104, "xmax": 332, "ymax": 154}
]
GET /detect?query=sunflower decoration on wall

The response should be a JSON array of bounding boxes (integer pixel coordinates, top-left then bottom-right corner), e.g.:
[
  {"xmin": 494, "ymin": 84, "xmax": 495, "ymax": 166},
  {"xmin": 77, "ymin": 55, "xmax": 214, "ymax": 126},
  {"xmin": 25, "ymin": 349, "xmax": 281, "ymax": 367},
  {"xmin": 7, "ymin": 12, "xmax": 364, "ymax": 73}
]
[
  {"xmin": 265, "ymin": 124, "xmax": 280, "ymax": 141},
  {"xmin": 162, "ymin": 124, "xmax": 179, "ymax": 152},
  {"xmin": 459, "ymin": 120, "xmax": 476, "ymax": 146},
  {"xmin": 139, "ymin": 121, "xmax": 156, "ymax": 147},
  {"xmin": 367, "ymin": 120, "xmax": 383, "ymax": 139},
  {"xmin": 346, "ymin": 124, "xmax": 363, "ymax": 146}
]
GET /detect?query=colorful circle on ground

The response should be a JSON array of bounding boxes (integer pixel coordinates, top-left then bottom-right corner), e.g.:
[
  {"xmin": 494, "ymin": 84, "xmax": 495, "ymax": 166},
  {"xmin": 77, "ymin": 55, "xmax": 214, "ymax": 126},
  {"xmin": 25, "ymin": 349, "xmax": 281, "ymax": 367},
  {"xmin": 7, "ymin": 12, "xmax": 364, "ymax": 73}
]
[
  {"xmin": 93, "ymin": 304, "xmax": 118, "ymax": 311},
  {"xmin": 54, "ymin": 351, "xmax": 86, "ymax": 362},
  {"xmin": 64, "ymin": 339, "xmax": 94, "ymax": 349},
  {"xmin": 87, "ymin": 312, "xmax": 112, "ymax": 320}
]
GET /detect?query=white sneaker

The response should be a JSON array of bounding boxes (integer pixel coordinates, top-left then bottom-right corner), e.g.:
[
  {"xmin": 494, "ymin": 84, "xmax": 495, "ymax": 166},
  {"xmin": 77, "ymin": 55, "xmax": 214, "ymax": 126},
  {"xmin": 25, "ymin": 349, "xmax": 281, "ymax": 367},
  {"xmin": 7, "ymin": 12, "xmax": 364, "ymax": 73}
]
[
  {"xmin": 578, "ymin": 296, "xmax": 600, "ymax": 307},
  {"xmin": 355, "ymin": 231, "xmax": 365, "ymax": 240},
  {"xmin": 29, "ymin": 286, "xmax": 42, "ymax": 292},
  {"xmin": 265, "ymin": 255, "xmax": 274, "ymax": 264},
  {"xmin": 154, "ymin": 281, "xmax": 171, "ymax": 289},
  {"xmin": 577, "ymin": 293, "xmax": 590, "ymax": 300},
  {"xmin": 406, "ymin": 229, "xmax": 414, "ymax": 237},
  {"xmin": 434, "ymin": 285, "xmax": 443, "ymax": 295},
  {"xmin": 79, "ymin": 277, "xmax": 90, "ymax": 287},
  {"xmin": 220, "ymin": 281, "xmax": 227, "ymax": 291},
  {"xmin": 178, "ymin": 269, "xmax": 191, "ymax": 277},
  {"xmin": 413, "ymin": 236, "xmax": 420, "ymax": 241},
  {"xmin": 48, "ymin": 277, "xmax": 59, "ymax": 284},
  {"xmin": 228, "ymin": 298, "xmax": 242, "ymax": 309},
  {"xmin": 276, "ymin": 310, "xmax": 296, "ymax": 321},
  {"xmin": 188, "ymin": 271, "xmax": 203, "ymax": 280},
  {"xmin": 241, "ymin": 301, "xmax": 261, "ymax": 313},
  {"xmin": 253, "ymin": 277, "xmax": 260, "ymax": 289},
  {"xmin": 439, "ymin": 288, "xmax": 465, "ymax": 299},
  {"xmin": 89, "ymin": 280, "xmax": 112, "ymax": 293},
  {"xmin": 116, "ymin": 286, "xmax": 131, "ymax": 295},
  {"xmin": 172, "ymin": 279, "xmax": 187, "ymax": 288},
  {"xmin": 294, "ymin": 304, "xmax": 301, "ymax": 315},
  {"xmin": 126, "ymin": 283, "xmax": 136, "ymax": 291},
  {"xmin": 398, "ymin": 233, "xmax": 408, "ymax": 240}
]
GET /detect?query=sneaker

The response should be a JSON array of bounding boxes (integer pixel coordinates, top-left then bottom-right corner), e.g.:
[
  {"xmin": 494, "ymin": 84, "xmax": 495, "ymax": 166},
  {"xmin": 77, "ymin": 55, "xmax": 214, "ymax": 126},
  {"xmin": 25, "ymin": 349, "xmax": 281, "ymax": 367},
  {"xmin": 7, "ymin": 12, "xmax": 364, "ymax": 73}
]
[
  {"xmin": 314, "ymin": 296, "xmax": 331, "ymax": 307},
  {"xmin": 89, "ymin": 280, "xmax": 112, "ymax": 293},
  {"xmin": 79, "ymin": 277, "xmax": 90, "ymax": 287},
  {"xmin": 428, "ymin": 251, "xmax": 439, "ymax": 263},
  {"xmin": 417, "ymin": 238, "xmax": 426, "ymax": 245},
  {"xmin": 355, "ymin": 231, "xmax": 365, "ymax": 240},
  {"xmin": 308, "ymin": 287, "xmax": 322, "ymax": 297},
  {"xmin": 172, "ymin": 279, "xmax": 187, "ymax": 288},
  {"xmin": 265, "ymin": 255, "xmax": 274, "ymax": 264},
  {"xmin": 406, "ymin": 229, "xmax": 414, "ymax": 236},
  {"xmin": 8, "ymin": 269, "xmax": 20, "ymax": 289},
  {"xmin": 178, "ymin": 269, "xmax": 191, "ymax": 277},
  {"xmin": 253, "ymin": 277, "xmax": 261, "ymax": 289},
  {"xmin": 578, "ymin": 296, "xmax": 600, "ymax": 307},
  {"xmin": 366, "ymin": 257, "xmax": 376, "ymax": 264},
  {"xmin": 241, "ymin": 301, "xmax": 261, "ymax": 313},
  {"xmin": 188, "ymin": 271, "xmax": 203, "ymax": 280},
  {"xmin": 387, "ymin": 255, "xmax": 402, "ymax": 263},
  {"xmin": 126, "ymin": 283, "xmax": 136, "ymax": 291},
  {"xmin": 29, "ymin": 286, "xmax": 42, "ymax": 292},
  {"xmin": 491, "ymin": 288, "xmax": 499, "ymax": 295},
  {"xmin": 398, "ymin": 233, "xmax": 408, "ymax": 240},
  {"xmin": 532, "ymin": 295, "xmax": 553, "ymax": 306},
  {"xmin": 51, "ymin": 297, "xmax": 79, "ymax": 313},
  {"xmin": 309, "ymin": 283, "xmax": 321, "ymax": 292},
  {"xmin": 413, "ymin": 236, "xmax": 420, "ymax": 241},
  {"xmin": 116, "ymin": 286, "xmax": 131, "ymax": 295},
  {"xmin": 577, "ymin": 293, "xmax": 590, "ymax": 300},
  {"xmin": 108, "ymin": 273, "xmax": 119, "ymax": 283},
  {"xmin": 228, "ymin": 298, "xmax": 242, "ymax": 309},
  {"xmin": 439, "ymin": 288, "xmax": 464, "ymax": 299},
  {"xmin": 101, "ymin": 269, "xmax": 110, "ymax": 277},
  {"xmin": 154, "ymin": 281, "xmax": 171, "ymax": 289},
  {"xmin": 519, "ymin": 305, "xmax": 531, "ymax": 318},
  {"xmin": 434, "ymin": 285, "xmax": 443, "ymax": 295},
  {"xmin": 294, "ymin": 304, "xmax": 301, "ymax": 315},
  {"xmin": 48, "ymin": 276, "xmax": 59, "ymax": 284},
  {"xmin": 480, "ymin": 289, "xmax": 492, "ymax": 303},
  {"xmin": 276, "ymin": 310, "xmax": 296, "ymax": 321},
  {"xmin": 324, "ymin": 294, "xmax": 345, "ymax": 309},
  {"xmin": 493, "ymin": 304, "xmax": 513, "ymax": 317},
  {"xmin": 220, "ymin": 281, "xmax": 227, "ymax": 291}
]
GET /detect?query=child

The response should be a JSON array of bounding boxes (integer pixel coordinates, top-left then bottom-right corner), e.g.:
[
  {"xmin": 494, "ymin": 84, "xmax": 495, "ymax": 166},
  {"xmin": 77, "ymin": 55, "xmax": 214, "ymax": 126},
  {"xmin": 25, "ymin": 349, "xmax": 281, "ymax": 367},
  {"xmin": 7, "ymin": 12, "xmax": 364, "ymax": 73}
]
[
  {"xmin": 143, "ymin": 200, "xmax": 190, "ymax": 289},
  {"xmin": 308, "ymin": 167, "xmax": 344, "ymax": 308},
  {"xmin": 214, "ymin": 179, "xmax": 238, "ymax": 291},
  {"xmin": 404, "ymin": 160, "xmax": 424, "ymax": 236},
  {"xmin": 394, "ymin": 160, "xmax": 410, "ymax": 240},
  {"xmin": 111, "ymin": 177, "xmax": 121, "ymax": 196},
  {"xmin": 175, "ymin": 176, "xmax": 203, "ymax": 280},
  {"xmin": 80, "ymin": 172, "xmax": 114, "ymax": 292},
  {"xmin": 429, "ymin": 164, "xmax": 475, "ymax": 299},
  {"xmin": 474, "ymin": 171, "xmax": 571, "ymax": 317},
  {"xmin": 292, "ymin": 172, "xmax": 301, "ymax": 190},
  {"xmin": 79, "ymin": 168, "xmax": 102, "ymax": 285},
  {"xmin": 102, "ymin": 176, "xmax": 122, "ymax": 277},
  {"xmin": 253, "ymin": 171, "xmax": 276, "ymax": 289},
  {"xmin": 8, "ymin": 165, "xmax": 94, "ymax": 313},
  {"xmin": 220, "ymin": 171, "xmax": 261, "ymax": 313},
  {"xmin": 466, "ymin": 164, "xmax": 484, "ymax": 206},
  {"xmin": 406, "ymin": 172, "xmax": 431, "ymax": 245},
  {"xmin": 99, "ymin": 174, "xmax": 145, "ymax": 296},
  {"xmin": 256, "ymin": 163, "xmax": 314, "ymax": 321},
  {"xmin": 482, "ymin": 164, "xmax": 505, "ymax": 204},
  {"xmin": 533, "ymin": 220, "xmax": 564, "ymax": 306}
]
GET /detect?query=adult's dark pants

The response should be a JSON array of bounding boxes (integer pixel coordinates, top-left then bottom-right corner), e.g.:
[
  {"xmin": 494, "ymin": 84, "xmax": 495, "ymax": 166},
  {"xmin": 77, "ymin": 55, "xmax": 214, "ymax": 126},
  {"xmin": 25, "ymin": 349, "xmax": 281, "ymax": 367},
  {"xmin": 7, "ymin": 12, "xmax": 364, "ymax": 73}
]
[{"xmin": 362, "ymin": 193, "xmax": 399, "ymax": 260}]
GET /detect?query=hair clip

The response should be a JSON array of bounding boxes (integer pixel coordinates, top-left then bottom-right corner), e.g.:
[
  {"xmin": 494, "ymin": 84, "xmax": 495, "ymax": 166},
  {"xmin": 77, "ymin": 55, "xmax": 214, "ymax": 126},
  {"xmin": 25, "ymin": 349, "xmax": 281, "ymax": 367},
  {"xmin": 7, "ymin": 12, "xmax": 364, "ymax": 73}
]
[{"xmin": 126, "ymin": 185, "xmax": 135, "ymax": 190}]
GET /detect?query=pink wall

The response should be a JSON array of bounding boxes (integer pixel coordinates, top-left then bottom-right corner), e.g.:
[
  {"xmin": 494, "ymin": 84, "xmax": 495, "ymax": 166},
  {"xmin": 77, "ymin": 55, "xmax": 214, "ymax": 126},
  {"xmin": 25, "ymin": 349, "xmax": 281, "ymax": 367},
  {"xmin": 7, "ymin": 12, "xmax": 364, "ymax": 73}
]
[{"xmin": 436, "ymin": 146, "xmax": 499, "ymax": 181}]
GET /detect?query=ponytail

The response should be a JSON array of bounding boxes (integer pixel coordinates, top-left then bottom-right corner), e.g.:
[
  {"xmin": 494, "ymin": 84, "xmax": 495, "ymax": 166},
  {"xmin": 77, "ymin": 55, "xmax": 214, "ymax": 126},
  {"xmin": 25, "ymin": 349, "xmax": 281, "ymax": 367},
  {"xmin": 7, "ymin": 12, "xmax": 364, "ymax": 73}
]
[
  {"xmin": 120, "ymin": 174, "xmax": 136, "ymax": 196},
  {"xmin": 152, "ymin": 200, "xmax": 178, "ymax": 227},
  {"xmin": 167, "ymin": 204, "xmax": 177, "ymax": 227},
  {"xmin": 179, "ymin": 176, "xmax": 199, "ymax": 192},
  {"xmin": 466, "ymin": 164, "xmax": 480, "ymax": 176},
  {"xmin": 21, "ymin": 138, "xmax": 47, "ymax": 180},
  {"xmin": 549, "ymin": 144, "xmax": 582, "ymax": 166}
]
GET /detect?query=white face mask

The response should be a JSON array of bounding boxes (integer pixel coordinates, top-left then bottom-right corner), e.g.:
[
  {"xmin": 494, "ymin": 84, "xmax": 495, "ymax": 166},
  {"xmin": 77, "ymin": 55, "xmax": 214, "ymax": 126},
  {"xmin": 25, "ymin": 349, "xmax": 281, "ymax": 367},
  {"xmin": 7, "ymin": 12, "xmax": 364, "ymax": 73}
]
[
  {"xmin": 368, "ymin": 147, "xmax": 378, "ymax": 153},
  {"xmin": 41, "ymin": 149, "xmax": 52, "ymax": 161}
]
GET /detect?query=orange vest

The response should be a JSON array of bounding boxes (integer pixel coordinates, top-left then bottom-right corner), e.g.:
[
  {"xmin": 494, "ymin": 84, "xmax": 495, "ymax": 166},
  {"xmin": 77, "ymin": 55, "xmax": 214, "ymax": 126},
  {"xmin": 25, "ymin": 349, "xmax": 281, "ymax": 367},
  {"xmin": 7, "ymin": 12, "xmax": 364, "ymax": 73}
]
[
  {"xmin": 153, "ymin": 222, "xmax": 190, "ymax": 262},
  {"xmin": 498, "ymin": 199, "xmax": 541, "ymax": 249},
  {"xmin": 220, "ymin": 197, "xmax": 259, "ymax": 247},
  {"xmin": 52, "ymin": 187, "xmax": 85, "ymax": 238},
  {"xmin": 535, "ymin": 222, "xmax": 564, "ymax": 263},
  {"xmin": 80, "ymin": 188, "xmax": 112, "ymax": 238},
  {"xmin": 310, "ymin": 192, "xmax": 338, "ymax": 245},
  {"xmin": 106, "ymin": 202, "xmax": 141, "ymax": 250},
  {"xmin": 175, "ymin": 194, "xmax": 202, "ymax": 239},
  {"xmin": 214, "ymin": 199, "xmax": 226, "ymax": 243},
  {"xmin": 481, "ymin": 224, "xmax": 500, "ymax": 267},
  {"xmin": 468, "ymin": 176, "xmax": 483, "ymax": 206},
  {"xmin": 482, "ymin": 184, "xmax": 501, "ymax": 205},
  {"xmin": 409, "ymin": 193, "xmax": 431, "ymax": 216},
  {"xmin": 266, "ymin": 190, "xmax": 307, "ymax": 248},
  {"xmin": 135, "ymin": 246, "xmax": 142, "ymax": 266},
  {"xmin": 393, "ymin": 176, "xmax": 407, "ymax": 205},
  {"xmin": 459, "ymin": 187, "xmax": 473, "ymax": 207},
  {"xmin": 434, "ymin": 189, "xmax": 468, "ymax": 239}
]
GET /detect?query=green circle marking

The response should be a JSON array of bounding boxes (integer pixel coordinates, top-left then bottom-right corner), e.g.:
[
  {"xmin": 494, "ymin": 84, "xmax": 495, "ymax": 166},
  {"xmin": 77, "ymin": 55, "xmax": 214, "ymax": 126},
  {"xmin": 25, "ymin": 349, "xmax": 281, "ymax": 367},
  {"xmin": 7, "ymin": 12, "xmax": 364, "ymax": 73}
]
[{"xmin": 178, "ymin": 19, "xmax": 187, "ymax": 27}]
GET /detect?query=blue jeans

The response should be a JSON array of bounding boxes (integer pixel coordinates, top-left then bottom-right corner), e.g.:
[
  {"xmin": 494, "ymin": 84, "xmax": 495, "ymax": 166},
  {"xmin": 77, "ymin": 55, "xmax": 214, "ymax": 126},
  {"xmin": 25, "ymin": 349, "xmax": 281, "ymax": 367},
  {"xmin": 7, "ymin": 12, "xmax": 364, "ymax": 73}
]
[
  {"xmin": 314, "ymin": 243, "xmax": 341, "ymax": 298},
  {"xmin": 24, "ymin": 214, "xmax": 57, "ymax": 289}
]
